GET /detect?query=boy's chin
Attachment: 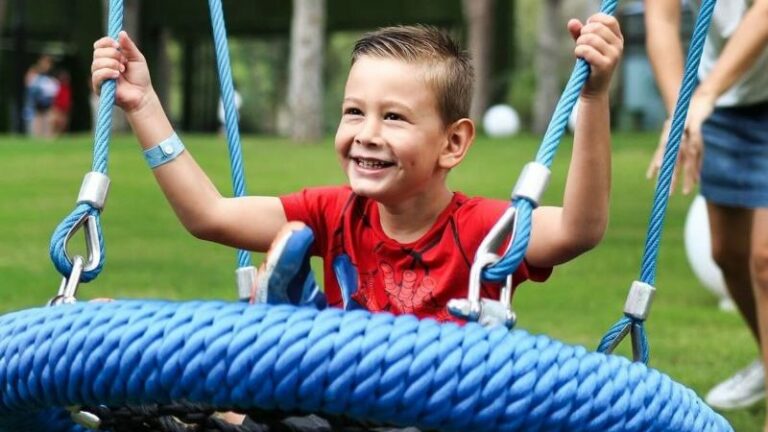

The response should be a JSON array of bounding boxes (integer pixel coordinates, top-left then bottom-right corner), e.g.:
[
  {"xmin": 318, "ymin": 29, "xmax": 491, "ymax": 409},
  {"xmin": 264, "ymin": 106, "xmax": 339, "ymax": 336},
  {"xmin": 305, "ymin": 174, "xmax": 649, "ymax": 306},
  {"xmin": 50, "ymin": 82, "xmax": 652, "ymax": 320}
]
[{"xmin": 348, "ymin": 183, "xmax": 391, "ymax": 202}]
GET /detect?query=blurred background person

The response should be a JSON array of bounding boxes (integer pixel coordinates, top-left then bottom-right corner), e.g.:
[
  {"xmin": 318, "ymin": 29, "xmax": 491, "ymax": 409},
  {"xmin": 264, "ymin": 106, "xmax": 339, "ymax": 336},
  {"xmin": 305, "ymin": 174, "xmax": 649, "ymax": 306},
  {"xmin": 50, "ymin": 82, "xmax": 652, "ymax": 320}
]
[
  {"xmin": 51, "ymin": 69, "xmax": 73, "ymax": 136},
  {"xmin": 24, "ymin": 54, "xmax": 59, "ymax": 138}
]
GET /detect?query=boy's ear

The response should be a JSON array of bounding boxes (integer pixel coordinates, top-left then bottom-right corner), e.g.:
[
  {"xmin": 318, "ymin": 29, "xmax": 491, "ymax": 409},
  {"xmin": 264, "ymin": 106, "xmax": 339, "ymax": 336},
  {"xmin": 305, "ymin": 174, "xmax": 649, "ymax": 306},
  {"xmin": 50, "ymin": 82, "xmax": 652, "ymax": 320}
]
[{"xmin": 439, "ymin": 118, "xmax": 475, "ymax": 169}]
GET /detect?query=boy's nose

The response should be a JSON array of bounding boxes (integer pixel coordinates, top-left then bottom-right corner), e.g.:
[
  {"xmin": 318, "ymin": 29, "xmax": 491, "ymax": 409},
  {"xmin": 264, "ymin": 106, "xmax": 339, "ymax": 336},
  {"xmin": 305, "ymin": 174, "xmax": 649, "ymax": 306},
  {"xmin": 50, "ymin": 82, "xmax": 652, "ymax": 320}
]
[{"xmin": 354, "ymin": 118, "xmax": 383, "ymax": 146}]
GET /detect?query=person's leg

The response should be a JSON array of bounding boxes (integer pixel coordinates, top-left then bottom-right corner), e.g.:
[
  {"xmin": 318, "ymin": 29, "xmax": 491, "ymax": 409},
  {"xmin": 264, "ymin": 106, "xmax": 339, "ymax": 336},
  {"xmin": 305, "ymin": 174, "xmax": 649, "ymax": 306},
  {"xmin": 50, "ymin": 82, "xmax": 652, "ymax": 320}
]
[
  {"xmin": 749, "ymin": 209, "xmax": 768, "ymax": 431},
  {"xmin": 708, "ymin": 202, "xmax": 758, "ymax": 339},
  {"xmin": 705, "ymin": 202, "xmax": 765, "ymax": 409}
]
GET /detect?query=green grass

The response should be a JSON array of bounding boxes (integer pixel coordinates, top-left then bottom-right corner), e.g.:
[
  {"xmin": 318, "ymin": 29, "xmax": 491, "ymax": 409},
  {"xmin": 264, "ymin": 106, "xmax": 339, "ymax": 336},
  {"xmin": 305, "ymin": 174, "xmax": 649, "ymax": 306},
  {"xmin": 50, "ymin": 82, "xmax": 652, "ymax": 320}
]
[{"xmin": 0, "ymin": 132, "xmax": 761, "ymax": 429}]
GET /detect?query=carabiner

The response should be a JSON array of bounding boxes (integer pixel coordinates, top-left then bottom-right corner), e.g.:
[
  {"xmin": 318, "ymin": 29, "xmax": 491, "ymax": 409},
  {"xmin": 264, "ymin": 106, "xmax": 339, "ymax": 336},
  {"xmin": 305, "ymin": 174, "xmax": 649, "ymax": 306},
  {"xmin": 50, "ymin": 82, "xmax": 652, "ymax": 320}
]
[
  {"xmin": 448, "ymin": 253, "xmax": 517, "ymax": 328},
  {"xmin": 49, "ymin": 255, "xmax": 84, "ymax": 306}
]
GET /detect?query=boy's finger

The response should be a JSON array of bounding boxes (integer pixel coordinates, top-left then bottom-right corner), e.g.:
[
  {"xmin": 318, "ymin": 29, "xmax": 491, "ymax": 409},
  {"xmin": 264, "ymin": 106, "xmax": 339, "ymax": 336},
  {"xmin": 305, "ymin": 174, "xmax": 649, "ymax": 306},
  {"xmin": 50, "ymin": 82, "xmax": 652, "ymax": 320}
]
[
  {"xmin": 118, "ymin": 31, "xmax": 145, "ymax": 61},
  {"xmin": 576, "ymin": 33, "xmax": 613, "ymax": 57},
  {"xmin": 91, "ymin": 57, "xmax": 125, "ymax": 74},
  {"xmin": 93, "ymin": 36, "xmax": 118, "ymax": 49},
  {"xmin": 566, "ymin": 19, "xmax": 583, "ymax": 41},
  {"xmin": 586, "ymin": 13, "xmax": 622, "ymax": 38},
  {"xmin": 580, "ymin": 22, "xmax": 622, "ymax": 46}
]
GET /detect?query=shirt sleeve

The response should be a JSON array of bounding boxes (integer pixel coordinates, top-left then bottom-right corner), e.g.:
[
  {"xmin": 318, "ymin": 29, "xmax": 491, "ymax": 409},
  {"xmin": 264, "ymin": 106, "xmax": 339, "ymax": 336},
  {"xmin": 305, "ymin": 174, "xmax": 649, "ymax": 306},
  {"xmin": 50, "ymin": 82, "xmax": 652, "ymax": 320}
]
[{"xmin": 279, "ymin": 186, "xmax": 351, "ymax": 256}]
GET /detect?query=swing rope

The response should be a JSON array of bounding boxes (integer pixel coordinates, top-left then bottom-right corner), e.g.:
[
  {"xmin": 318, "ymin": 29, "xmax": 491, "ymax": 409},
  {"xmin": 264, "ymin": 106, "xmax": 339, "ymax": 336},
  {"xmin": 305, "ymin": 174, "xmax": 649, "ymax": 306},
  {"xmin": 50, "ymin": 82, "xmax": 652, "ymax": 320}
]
[
  {"xmin": 48, "ymin": 0, "xmax": 124, "ymax": 285},
  {"xmin": 596, "ymin": 0, "xmax": 718, "ymax": 363},
  {"xmin": 208, "ymin": 0, "xmax": 254, "ymax": 277}
]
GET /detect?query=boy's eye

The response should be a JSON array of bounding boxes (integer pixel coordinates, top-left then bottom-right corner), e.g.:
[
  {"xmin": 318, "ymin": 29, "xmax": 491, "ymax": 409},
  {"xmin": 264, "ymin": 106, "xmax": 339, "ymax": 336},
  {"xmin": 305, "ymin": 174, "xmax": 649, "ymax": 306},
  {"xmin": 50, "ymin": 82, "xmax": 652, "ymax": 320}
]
[
  {"xmin": 344, "ymin": 107, "xmax": 362, "ymax": 116},
  {"xmin": 384, "ymin": 112, "xmax": 403, "ymax": 121}
]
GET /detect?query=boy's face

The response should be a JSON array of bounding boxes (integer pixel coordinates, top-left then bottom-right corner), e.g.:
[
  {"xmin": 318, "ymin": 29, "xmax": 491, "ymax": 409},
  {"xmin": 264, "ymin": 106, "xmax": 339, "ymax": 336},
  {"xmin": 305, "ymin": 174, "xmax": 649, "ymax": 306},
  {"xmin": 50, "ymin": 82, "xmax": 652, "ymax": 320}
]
[{"xmin": 335, "ymin": 56, "xmax": 449, "ymax": 204}]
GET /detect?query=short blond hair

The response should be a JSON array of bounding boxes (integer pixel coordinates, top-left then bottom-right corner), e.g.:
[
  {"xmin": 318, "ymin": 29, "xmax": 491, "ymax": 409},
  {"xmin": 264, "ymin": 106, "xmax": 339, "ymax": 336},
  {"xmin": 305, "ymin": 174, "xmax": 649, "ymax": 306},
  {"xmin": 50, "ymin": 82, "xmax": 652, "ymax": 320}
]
[{"xmin": 351, "ymin": 25, "xmax": 474, "ymax": 125}]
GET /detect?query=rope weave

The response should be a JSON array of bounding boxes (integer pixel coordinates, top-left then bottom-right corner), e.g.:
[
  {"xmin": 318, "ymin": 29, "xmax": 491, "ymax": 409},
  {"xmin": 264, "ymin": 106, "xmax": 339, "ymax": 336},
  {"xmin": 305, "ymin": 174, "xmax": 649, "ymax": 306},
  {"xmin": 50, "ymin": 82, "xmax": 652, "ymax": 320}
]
[
  {"xmin": 482, "ymin": 0, "xmax": 618, "ymax": 282},
  {"xmin": 597, "ymin": 0, "xmax": 717, "ymax": 360},
  {"xmin": 0, "ymin": 301, "xmax": 731, "ymax": 432},
  {"xmin": 208, "ymin": 0, "xmax": 252, "ymax": 270},
  {"xmin": 48, "ymin": 0, "xmax": 123, "ymax": 282}
]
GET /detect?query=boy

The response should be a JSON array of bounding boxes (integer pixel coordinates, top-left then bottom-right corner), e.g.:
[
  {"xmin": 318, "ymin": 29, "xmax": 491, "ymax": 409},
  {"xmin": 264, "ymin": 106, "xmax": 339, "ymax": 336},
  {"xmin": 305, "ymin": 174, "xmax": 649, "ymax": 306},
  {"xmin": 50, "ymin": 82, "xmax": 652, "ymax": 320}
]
[{"xmin": 91, "ymin": 16, "xmax": 622, "ymax": 322}]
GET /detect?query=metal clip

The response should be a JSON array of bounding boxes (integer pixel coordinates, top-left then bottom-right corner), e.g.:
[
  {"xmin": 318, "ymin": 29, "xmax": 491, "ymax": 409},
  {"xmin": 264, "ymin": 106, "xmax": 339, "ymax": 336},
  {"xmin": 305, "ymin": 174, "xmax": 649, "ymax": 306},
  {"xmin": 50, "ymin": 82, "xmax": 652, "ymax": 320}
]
[
  {"xmin": 69, "ymin": 406, "xmax": 101, "ymax": 429},
  {"xmin": 49, "ymin": 256, "xmax": 84, "ymax": 306},
  {"xmin": 64, "ymin": 214, "xmax": 102, "ymax": 272},
  {"xmin": 447, "ymin": 206, "xmax": 519, "ymax": 328}
]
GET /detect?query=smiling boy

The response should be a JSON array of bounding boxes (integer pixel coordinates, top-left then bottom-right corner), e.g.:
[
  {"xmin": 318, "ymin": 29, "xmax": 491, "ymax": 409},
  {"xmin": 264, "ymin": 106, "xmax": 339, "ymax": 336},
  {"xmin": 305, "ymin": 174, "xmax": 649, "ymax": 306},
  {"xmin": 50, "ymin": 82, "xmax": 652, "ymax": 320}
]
[{"xmin": 91, "ymin": 17, "xmax": 623, "ymax": 322}]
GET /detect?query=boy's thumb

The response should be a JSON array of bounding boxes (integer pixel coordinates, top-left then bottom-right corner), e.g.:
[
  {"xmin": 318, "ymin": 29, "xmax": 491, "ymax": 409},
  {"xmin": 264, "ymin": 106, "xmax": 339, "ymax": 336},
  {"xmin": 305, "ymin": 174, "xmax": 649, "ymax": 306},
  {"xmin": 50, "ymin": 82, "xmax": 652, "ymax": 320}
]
[{"xmin": 118, "ymin": 31, "xmax": 143, "ymax": 60}]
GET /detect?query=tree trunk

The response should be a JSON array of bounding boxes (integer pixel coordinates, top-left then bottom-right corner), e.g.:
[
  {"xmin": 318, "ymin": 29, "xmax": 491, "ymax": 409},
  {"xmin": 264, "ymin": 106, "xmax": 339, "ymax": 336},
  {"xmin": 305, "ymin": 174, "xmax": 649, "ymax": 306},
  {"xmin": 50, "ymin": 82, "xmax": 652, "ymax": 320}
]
[
  {"xmin": 288, "ymin": 0, "xmax": 326, "ymax": 142},
  {"xmin": 0, "ymin": 0, "xmax": 7, "ymax": 36},
  {"xmin": 532, "ymin": 0, "xmax": 562, "ymax": 134},
  {"xmin": 462, "ymin": 0, "xmax": 495, "ymax": 123}
]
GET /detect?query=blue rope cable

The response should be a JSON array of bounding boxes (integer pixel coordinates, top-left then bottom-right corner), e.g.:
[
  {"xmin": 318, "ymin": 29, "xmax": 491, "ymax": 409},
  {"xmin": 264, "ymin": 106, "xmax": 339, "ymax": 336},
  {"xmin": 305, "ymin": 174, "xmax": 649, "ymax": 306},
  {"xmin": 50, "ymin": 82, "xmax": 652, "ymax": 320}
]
[
  {"xmin": 49, "ymin": 0, "xmax": 123, "ymax": 283},
  {"xmin": 208, "ymin": 0, "xmax": 252, "ymax": 269},
  {"xmin": 483, "ymin": 0, "xmax": 618, "ymax": 283},
  {"xmin": 0, "ymin": 301, "xmax": 732, "ymax": 432},
  {"xmin": 597, "ymin": 0, "xmax": 717, "ymax": 361}
]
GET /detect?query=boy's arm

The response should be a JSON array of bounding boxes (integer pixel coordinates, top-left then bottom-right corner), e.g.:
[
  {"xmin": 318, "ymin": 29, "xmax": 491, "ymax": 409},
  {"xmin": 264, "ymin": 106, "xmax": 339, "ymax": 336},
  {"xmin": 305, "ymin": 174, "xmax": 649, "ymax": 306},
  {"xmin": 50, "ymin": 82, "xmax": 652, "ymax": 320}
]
[
  {"xmin": 525, "ymin": 14, "xmax": 621, "ymax": 268},
  {"xmin": 93, "ymin": 32, "xmax": 286, "ymax": 252}
]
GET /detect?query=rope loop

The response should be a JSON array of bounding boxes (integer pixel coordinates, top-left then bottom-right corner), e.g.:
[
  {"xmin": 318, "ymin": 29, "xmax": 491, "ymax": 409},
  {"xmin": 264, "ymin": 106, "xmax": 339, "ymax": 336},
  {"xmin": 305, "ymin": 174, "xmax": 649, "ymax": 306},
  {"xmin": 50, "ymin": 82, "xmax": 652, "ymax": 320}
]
[{"xmin": 49, "ymin": 203, "xmax": 105, "ymax": 284}]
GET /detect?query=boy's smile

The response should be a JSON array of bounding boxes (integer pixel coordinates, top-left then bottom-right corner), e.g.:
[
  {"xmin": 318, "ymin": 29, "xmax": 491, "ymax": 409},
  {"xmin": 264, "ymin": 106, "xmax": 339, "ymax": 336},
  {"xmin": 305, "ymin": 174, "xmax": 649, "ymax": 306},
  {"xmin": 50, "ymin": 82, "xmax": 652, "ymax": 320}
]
[{"xmin": 335, "ymin": 56, "xmax": 450, "ymax": 206}]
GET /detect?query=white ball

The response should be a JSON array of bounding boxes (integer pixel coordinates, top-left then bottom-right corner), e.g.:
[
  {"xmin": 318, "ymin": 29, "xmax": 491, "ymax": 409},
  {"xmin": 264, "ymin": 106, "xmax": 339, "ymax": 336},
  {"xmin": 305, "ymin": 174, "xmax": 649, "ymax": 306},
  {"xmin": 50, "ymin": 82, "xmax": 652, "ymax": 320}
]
[
  {"xmin": 483, "ymin": 104, "xmax": 521, "ymax": 137},
  {"xmin": 684, "ymin": 195, "xmax": 730, "ymax": 306}
]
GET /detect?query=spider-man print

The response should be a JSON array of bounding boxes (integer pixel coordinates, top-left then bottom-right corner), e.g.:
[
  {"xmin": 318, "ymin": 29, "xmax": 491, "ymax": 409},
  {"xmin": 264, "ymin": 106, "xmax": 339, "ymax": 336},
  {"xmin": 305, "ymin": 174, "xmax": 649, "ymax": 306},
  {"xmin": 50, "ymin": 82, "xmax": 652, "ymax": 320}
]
[{"xmin": 379, "ymin": 262, "xmax": 441, "ymax": 314}]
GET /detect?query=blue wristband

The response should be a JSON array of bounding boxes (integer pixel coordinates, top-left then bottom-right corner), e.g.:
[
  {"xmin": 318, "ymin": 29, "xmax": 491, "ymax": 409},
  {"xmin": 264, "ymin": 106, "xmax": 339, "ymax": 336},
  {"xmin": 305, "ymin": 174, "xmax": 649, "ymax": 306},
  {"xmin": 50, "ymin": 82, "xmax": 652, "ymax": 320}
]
[{"xmin": 143, "ymin": 133, "xmax": 185, "ymax": 169}]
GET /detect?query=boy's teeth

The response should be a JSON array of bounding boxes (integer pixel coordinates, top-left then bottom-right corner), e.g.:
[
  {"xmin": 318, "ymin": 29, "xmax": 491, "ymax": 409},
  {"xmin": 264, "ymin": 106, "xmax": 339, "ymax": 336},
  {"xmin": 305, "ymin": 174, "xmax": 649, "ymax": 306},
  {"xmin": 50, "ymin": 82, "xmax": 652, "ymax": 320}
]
[{"xmin": 356, "ymin": 158, "xmax": 391, "ymax": 168}]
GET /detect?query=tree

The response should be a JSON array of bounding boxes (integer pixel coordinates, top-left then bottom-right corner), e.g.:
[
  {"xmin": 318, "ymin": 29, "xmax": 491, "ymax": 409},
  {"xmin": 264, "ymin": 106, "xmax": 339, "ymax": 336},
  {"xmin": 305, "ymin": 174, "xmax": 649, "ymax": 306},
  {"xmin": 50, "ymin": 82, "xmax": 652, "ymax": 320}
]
[
  {"xmin": 288, "ymin": 0, "xmax": 326, "ymax": 142},
  {"xmin": 532, "ymin": 0, "xmax": 563, "ymax": 134},
  {"xmin": 462, "ymin": 0, "xmax": 495, "ymax": 123}
]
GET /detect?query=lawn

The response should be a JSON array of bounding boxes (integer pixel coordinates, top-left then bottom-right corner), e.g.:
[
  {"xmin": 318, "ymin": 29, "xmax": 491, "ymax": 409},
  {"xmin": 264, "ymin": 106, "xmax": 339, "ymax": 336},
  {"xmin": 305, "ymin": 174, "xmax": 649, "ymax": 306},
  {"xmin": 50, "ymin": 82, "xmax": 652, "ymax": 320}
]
[{"xmin": 0, "ymin": 132, "xmax": 761, "ymax": 430}]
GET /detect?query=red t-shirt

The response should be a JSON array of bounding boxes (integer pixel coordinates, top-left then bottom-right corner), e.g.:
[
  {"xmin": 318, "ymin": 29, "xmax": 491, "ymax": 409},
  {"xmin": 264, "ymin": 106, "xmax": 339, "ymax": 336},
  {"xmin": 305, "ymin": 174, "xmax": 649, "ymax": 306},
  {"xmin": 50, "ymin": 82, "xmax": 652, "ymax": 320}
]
[{"xmin": 280, "ymin": 186, "xmax": 551, "ymax": 322}]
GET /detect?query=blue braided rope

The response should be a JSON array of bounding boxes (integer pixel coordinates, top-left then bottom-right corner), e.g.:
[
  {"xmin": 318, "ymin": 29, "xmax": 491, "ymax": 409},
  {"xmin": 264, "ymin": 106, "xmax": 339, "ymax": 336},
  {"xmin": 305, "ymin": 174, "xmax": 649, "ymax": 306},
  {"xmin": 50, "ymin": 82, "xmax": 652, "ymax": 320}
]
[
  {"xmin": 597, "ymin": 0, "xmax": 717, "ymax": 361},
  {"xmin": 49, "ymin": 0, "xmax": 123, "ymax": 282},
  {"xmin": 0, "ymin": 301, "xmax": 731, "ymax": 431},
  {"xmin": 208, "ymin": 0, "xmax": 252, "ymax": 269},
  {"xmin": 483, "ymin": 0, "xmax": 618, "ymax": 283}
]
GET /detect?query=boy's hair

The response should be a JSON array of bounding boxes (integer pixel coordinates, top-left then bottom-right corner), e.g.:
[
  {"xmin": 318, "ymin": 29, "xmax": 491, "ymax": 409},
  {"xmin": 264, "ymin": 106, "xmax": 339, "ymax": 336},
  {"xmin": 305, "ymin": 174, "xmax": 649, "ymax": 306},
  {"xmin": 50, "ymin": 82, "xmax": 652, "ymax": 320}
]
[{"xmin": 351, "ymin": 25, "xmax": 474, "ymax": 125}]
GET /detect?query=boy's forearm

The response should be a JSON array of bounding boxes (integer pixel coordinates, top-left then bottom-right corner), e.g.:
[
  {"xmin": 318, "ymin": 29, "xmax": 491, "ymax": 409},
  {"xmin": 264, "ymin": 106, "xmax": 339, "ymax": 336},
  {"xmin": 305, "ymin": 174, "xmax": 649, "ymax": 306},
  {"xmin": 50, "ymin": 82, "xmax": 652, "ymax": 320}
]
[
  {"xmin": 125, "ymin": 93, "xmax": 224, "ymax": 237},
  {"xmin": 562, "ymin": 93, "xmax": 611, "ymax": 245}
]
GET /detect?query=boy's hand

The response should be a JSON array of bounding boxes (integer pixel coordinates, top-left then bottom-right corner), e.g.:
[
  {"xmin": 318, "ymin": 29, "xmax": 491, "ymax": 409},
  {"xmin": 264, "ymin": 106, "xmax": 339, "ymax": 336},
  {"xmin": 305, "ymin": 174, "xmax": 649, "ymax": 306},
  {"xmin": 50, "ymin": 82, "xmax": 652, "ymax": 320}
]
[
  {"xmin": 91, "ymin": 31, "xmax": 155, "ymax": 114},
  {"xmin": 567, "ymin": 13, "xmax": 624, "ymax": 97}
]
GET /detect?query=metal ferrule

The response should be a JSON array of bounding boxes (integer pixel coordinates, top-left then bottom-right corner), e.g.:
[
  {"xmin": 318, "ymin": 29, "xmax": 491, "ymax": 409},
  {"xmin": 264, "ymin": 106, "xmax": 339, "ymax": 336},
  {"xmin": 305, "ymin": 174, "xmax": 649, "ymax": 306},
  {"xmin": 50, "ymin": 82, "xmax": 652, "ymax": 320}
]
[
  {"xmin": 236, "ymin": 266, "xmax": 258, "ymax": 301},
  {"xmin": 511, "ymin": 162, "xmax": 551, "ymax": 207},
  {"xmin": 623, "ymin": 280, "xmax": 656, "ymax": 320},
  {"xmin": 77, "ymin": 172, "xmax": 111, "ymax": 210}
]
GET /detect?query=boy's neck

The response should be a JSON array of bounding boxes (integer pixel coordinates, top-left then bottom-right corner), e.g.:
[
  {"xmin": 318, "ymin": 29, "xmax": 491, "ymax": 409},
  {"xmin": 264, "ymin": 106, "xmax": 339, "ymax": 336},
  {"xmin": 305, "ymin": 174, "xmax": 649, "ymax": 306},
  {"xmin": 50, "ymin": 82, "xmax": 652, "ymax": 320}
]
[{"xmin": 377, "ymin": 186, "xmax": 454, "ymax": 244}]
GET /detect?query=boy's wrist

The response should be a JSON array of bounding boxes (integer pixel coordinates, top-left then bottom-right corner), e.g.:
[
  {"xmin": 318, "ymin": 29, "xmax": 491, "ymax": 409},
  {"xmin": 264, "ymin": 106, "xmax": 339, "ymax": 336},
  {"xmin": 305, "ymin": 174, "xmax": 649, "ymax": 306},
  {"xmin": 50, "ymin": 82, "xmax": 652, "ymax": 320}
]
[
  {"xmin": 126, "ymin": 90, "xmax": 161, "ymax": 121},
  {"xmin": 579, "ymin": 90, "xmax": 609, "ymax": 103}
]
